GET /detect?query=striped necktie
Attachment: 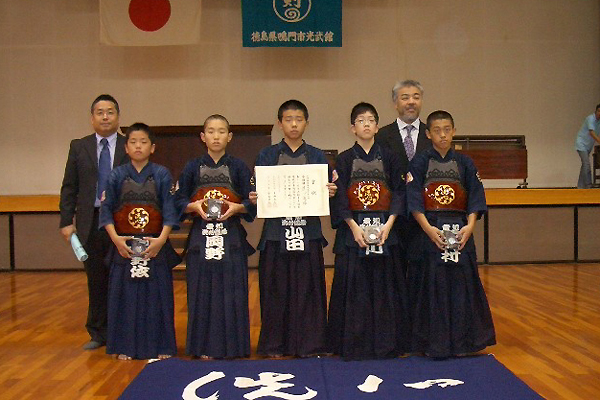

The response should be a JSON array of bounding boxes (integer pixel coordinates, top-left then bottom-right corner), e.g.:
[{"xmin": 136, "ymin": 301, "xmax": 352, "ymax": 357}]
[
  {"xmin": 97, "ymin": 138, "xmax": 111, "ymax": 200},
  {"xmin": 403, "ymin": 125, "xmax": 415, "ymax": 161}
]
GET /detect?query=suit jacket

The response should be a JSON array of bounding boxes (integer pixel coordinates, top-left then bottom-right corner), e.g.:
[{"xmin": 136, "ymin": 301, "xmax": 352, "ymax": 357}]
[
  {"xmin": 375, "ymin": 120, "xmax": 431, "ymax": 177},
  {"xmin": 59, "ymin": 133, "xmax": 129, "ymax": 245},
  {"xmin": 375, "ymin": 120, "xmax": 432, "ymax": 249}
]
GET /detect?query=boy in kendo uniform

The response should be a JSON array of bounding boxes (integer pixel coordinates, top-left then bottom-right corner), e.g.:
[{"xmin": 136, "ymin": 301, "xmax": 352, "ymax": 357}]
[
  {"xmin": 327, "ymin": 102, "xmax": 411, "ymax": 360},
  {"xmin": 100, "ymin": 123, "xmax": 180, "ymax": 360},
  {"xmin": 249, "ymin": 100, "xmax": 337, "ymax": 358},
  {"xmin": 406, "ymin": 110, "xmax": 496, "ymax": 358},
  {"xmin": 175, "ymin": 114, "xmax": 255, "ymax": 359}
]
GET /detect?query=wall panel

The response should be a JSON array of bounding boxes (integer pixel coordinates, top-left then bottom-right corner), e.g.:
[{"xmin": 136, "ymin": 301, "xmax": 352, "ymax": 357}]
[
  {"xmin": 0, "ymin": 215, "xmax": 10, "ymax": 270},
  {"xmin": 488, "ymin": 208, "xmax": 574, "ymax": 263},
  {"xmin": 13, "ymin": 214, "xmax": 82, "ymax": 270}
]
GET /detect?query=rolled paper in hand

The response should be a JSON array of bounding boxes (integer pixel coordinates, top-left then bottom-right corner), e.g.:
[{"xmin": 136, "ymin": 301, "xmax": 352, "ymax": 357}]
[{"xmin": 70, "ymin": 233, "xmax": 88, "ymax": 262}]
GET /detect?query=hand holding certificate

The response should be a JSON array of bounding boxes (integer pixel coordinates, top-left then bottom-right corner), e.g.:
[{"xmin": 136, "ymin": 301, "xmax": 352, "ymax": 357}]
[{"xmin": 255, "ymin": 164, "xmax": 330, "ymax": 218}]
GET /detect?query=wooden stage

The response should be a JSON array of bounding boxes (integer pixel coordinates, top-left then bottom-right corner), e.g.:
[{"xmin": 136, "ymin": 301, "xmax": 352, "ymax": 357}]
[
  {"xmin": 0, "ymin": 264, "xmax": 599, "ymax": 399},
  {"xmin": 3, "ymin": 189, "xmax": 600, "ymax": 271},
  {"xmin": 4, "ymin": 189, "xmax": 600, "ymax": 212}
]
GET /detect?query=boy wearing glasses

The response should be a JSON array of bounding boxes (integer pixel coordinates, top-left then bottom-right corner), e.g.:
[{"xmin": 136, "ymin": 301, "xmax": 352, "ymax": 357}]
[
  {"xmin": 327, "ymin": 102, "xmax": 410, "ymax": 360},
  {"xmin": 249, "ymin": 99, "xmax": 337, "ymax": 358},
  {"xmin": 407, "ymin": 110, "xmax": 495, "ymax": 359}
]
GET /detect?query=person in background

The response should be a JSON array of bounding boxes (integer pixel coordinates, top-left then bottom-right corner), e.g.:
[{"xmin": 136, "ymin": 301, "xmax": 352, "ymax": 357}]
[
  {"xmin": 575, "ymin": 104, "xmax": 600, "ymax": 188},
  {"xmin": 375, "ymin": 80, "xmax": 432, "ymax": 328},
  {"xmin": 376, "ymin": 80, "xmax": 431, "ymax": 177}
]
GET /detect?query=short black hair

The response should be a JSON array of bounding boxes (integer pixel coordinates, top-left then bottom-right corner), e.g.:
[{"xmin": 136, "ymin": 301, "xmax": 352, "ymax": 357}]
[
  {"xmin": 350, "ymin": 102, "xmax": 379, "ymax": 125},
  {"xmin": 596, "ymin": 103, "xmax": 600, "ymax": 112},
  {"xmin": 277, "ymin": 99, "xmax": 309, "ymax": 122},
  {"xmin": 125, "ymin": 122, "xmax": 155, "ymax": 143},
  {"xmin": 91, "ymin": 94, "xmax": 120, "ymax": 114},
  {"xmin": 203, "ymin": 114, "xmax": 230, "ymax": 131},
  {"xmin": 426, "ymin": 110, "xmax": 455, "ymax": 129}
]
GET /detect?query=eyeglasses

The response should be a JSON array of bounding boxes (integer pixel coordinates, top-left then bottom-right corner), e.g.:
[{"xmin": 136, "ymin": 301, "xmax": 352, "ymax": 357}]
[
  {"xmin": 354, "ymin": 118, "xmax": 377, "ymax": 126},
  {"xmin": 94, "ymin": 110, "xmax": 116, "ymax": 117}
]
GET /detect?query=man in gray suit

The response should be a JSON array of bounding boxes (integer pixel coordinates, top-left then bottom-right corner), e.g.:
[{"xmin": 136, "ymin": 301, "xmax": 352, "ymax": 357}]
[{"xmin": 59, "ymin": 94, "xmax": 129, "ymax": 350}]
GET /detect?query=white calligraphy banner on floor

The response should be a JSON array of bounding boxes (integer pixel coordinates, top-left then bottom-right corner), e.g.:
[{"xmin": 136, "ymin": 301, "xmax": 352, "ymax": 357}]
[{"xmin": 121, "ymin": 356, "xmax": 543, "ymax": 400}]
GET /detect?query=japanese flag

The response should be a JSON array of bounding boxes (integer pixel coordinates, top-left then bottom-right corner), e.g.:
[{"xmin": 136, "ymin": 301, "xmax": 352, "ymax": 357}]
[{"xmin": 100, "ymin": 0, "xmax": 201, "ymax": 46}]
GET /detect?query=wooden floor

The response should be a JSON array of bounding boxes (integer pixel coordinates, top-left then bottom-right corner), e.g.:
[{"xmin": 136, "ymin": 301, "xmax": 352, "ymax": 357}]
[{"xmin": 1, "ymin": 264, "xmax": 599, "ymax": 399}]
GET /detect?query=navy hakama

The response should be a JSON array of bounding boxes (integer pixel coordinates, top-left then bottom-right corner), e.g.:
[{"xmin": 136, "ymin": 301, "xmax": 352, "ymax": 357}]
[
  {"xmin": 327, "ymin": 144, "xmax": 411, "ymax": 360},
  {"xmin": 100, "ymin": 162, "xmax": 180, "ymax": 359},
  {"xmin": 255, "ymin": 140, "xmax": 330, "ymax": 357},
  {"xmin": 407, "ymin": 148, "xmax": 496, "ymax": 358},
  {"xmin": 257, "ymin": 240, "xmax": 328, "ymax": 356},
  {"xmin": 106, "ymin": 246, "xmax": 179, "ymax": 359},
  {"xmin": 176, "ymin": 154, "xmax": 255, "ymax": 359}
]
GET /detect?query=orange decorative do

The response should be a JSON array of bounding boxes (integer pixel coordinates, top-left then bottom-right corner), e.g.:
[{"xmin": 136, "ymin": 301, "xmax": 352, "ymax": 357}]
[
  {"xmin": 128, "ymin": 208, "xmax": 150, "ymax": 229},
  {"xmin": 356, "ymin": 182, "xmax": 381, "ymax": 207},
  {"xmin": 203, "ymin": 189, "xmax": 226, "ymax": 200},
  {"xmin": 433, "ymin": 184, "xmax": 455, "ymax": 205}
]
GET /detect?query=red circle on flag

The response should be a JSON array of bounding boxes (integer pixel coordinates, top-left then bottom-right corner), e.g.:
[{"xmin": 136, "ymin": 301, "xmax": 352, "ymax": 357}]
[{"xmin": 129, "ymin": 0, "xmax": 171, "ymax": 32}]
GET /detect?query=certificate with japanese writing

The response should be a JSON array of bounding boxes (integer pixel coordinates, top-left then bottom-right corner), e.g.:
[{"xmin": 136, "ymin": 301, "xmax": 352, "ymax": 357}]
[{"xmin": 255, "ymin": 164, "xmax": 330, "ymax": 218}]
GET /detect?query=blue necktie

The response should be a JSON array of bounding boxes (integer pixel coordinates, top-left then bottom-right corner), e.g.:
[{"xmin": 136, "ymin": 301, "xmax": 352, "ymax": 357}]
[{"xmin": 97, "ymin": 138, "xmax": 111, "ymax": 200}]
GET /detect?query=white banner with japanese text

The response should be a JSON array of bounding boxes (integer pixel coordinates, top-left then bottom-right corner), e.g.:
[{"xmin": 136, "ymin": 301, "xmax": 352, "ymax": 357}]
[{"xmin": 255, "ymin": 164, "xmax": 330, "ymax": 218}]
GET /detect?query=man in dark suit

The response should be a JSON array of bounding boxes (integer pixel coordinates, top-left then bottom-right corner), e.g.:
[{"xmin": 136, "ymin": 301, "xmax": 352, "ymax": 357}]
[
  {"xmin": 375, "ymin": 80, "xmax": 431, "ymax": 176},
  {"xmin": 375, "ymin": 80, "xmax": 431, "ymax": 280},
  {"xmin": 59, "ymin": 94, "xmax": 129, "ymax": 350}
]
